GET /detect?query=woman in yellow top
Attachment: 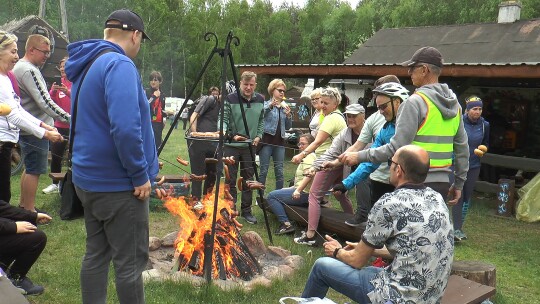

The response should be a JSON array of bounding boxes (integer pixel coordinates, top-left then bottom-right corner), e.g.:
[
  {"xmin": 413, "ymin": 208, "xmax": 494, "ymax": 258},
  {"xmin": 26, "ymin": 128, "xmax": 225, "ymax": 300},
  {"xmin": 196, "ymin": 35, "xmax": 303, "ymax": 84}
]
[{"xmin": 291, "ymin": 87, "xmax": 348, "ymax": 245}]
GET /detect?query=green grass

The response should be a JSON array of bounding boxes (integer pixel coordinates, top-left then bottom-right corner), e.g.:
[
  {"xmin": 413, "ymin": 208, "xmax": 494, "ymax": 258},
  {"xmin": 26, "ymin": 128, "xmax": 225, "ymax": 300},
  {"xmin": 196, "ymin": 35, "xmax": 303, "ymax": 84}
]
[{"xmin": 9, "ymin": 127, "xmax": 540, "ymax": 303}]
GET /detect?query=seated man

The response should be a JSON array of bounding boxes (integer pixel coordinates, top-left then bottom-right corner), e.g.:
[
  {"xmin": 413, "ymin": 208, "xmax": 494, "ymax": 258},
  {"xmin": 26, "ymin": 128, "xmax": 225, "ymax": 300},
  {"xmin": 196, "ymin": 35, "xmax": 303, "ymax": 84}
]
[
  {"xmin": 0, "ymin": 199, "xmax": 51, "ymax": 295},
  {"xmin": 302, "ymin": 145, "xmax": 454, "ymax": 304}
]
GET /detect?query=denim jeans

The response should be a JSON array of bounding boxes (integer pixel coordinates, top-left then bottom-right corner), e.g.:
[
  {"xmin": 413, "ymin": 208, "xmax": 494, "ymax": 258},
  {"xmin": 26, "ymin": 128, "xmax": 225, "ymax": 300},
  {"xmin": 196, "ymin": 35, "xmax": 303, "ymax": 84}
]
[
  {"xmin": 266, "ymin": 187, "xmax": 309, "ymax": 223},
  {"xmin": 258, "ymin": 144, "xmax": 285, "ymax": 190},
  {"xmin": 302, "ymin": 257, "xmax": 381, "ymax": 303}
]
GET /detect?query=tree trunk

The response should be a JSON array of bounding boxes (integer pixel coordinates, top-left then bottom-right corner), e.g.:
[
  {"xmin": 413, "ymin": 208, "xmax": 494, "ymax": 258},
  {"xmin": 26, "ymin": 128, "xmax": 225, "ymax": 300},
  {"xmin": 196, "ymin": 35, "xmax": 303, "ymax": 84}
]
[{"xmin": 451, "ymin": 260, "xmax": 497, "ymax": 288}]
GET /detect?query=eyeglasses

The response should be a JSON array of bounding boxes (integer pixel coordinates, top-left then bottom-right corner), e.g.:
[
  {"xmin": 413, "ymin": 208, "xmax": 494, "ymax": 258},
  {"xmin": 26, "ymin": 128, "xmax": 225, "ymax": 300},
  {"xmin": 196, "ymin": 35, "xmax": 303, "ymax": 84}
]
[
  {"xmin": 34, "ymin": 47, "xmax": 51, "ymax": 57},
  {"xmin": 408, "ymin": 64, "xmax": 424, "ymax": 74},
  {"xmin": 376, "ymin": 99, "xmax": 393, "ymax": 111},
  {"xmin": 387, "ymin": 158, "xmax": 405, "ymax": 173}
]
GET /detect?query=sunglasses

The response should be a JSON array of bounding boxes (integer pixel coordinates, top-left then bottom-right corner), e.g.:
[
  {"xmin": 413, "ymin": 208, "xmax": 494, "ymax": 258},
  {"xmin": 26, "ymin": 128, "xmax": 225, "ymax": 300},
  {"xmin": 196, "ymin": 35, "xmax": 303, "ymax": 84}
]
[
  {"xmin": 377, "ymin": 100, "xmax": 393, "ymax": 111},
  {"xmin": 408, "ymin": 64, "xmax": 424, "ymax": 74},
  {"xmin": 467, "ymin": 97, "xmax": 482, "ymax": 102},
  {"xmin": 0, "ymin": 35, "xmax": 8, "ymax": 45},
  {"xmin": 276, "ymin": 89, "xmax": 286, "ymax": 94},
  {"xmin": 320, "ymin": 88, "xmax": 338, "ymax": 99}
]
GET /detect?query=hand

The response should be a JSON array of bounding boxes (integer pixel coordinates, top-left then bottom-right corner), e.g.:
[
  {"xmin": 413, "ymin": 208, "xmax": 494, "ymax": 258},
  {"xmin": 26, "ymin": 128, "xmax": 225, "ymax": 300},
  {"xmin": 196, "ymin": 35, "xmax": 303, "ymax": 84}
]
[
  {"xmin": 303, "ymin": 167, "xmax": 317, "ymax": 178},
  {"xmin": 133, "ymin": 180, "xmax": 152, "ymax": 200},
  {"xmin": 36, "ymin": 213, "xmax": 52, "ymax": 225},
  {"xmin": 154, "ymin": 90, "xmax": 161, "ymax": 98},
  {"xmin": 292, "ymin": 190, "xmax": 301, "ymax": 200},
  {"xmin": 338, "ymin": 152, "xmax": 360, "ymax": 166},
  {"xmin": 16, "ymin": 221, "xmax": 37, "ymax": 233},
  {"xmin": 283, "ymin": 104, "xmax": 291, "ymax": 116},
  {"xmin": 158, "ymin": 162, "xmax": 164, "ymax": 170},
  {"xmin": 343, "ymin": 241, "xmax": 358, "ymax": 251},
  {"xmin": 331, "ymin": 182, "xmax": 347, "ymax": 194},
  {"xmin": 321, "ymin": 160, "xmax": 340, "ymax": 171},
  {"xmin": 44, "ymin": 130, "xmax": 64, "ymax": 143},
  {"xmin": 233, "ymin": 135, "xmax": 247, "ymax": 141},
  {"xmin": 291, "ymin": 153, "xmax": 304, "ymax": 164},
  {"xmin": 252, "ymin": 137, "xmax": 260, "ymax": 146},
  {"xmin": 323, "ymin": 235, "xmax": 342, "ymax": 257},
  {"xmin": 52, "ymin": 83, "xmax": 61, "ymax": 91},
  {"xmin": 447, "ymin": 186, "xmax": 462, "ymax": 206},
  {"xmin": 56, "ymin": 83, "xmax": 68, "ymax": 93}
]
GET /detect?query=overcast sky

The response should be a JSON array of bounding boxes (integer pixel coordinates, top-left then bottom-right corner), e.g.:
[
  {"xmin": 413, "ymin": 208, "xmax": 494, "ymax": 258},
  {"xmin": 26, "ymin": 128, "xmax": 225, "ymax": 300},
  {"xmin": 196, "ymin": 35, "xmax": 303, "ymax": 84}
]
[{"xmin": 269, "ymin": 0, "xmax": 361, "ymax": 9}]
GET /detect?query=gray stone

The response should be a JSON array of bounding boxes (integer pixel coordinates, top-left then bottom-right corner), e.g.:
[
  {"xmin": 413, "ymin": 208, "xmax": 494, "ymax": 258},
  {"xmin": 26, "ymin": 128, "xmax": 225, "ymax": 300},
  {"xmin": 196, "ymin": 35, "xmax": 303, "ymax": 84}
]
[
  {"xmin": 161, "ymin": 231, "xmax": 179, "ymax": 247},
  {"xmin": 142, "ymin": 269, "xmax": 163, "ymax": 282},
  {"xmin": 284, "ymin": 255, "xmax": 304, "ymax": 269},
  {"xmin": 149, "ymin": 237, "xmax": 162, "ymax": 251},
  {"xmin": 268, "ymin": 246, "xmax": 291, "ymax": 258},
  {"xmin": 242, "ymin": 231, "xmax": 267, "ymax": 257}
]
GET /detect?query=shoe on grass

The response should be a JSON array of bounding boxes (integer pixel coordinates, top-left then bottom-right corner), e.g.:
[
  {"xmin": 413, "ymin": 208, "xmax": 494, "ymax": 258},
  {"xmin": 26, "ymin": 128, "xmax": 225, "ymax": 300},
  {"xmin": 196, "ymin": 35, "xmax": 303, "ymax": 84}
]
[
  {"xmin": 454, "ymin": 229, "xmax": 467, "ymax": 241},
  {"xmin": 10, "ymin": 275, "xmax": 44, "ymax": 296},
  {"xmin": 42, "ymin": 184, "xmax": 59, "ymax": 194},
  {"xmin": 275, "ymin": 222, "xmax": 295, "ymax": 235},
  {"xmin": 241, "ymin": 213, "xmax": 257, "ymax": 224},
  {"xmin": 294, "ymin": 231, "xmax": 316, "ymax": 246}
]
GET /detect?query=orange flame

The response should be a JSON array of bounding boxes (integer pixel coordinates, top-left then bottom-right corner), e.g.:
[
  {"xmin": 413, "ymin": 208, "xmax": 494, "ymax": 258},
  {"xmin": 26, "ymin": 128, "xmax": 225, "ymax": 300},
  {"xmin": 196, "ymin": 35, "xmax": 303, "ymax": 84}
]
[{"xmin": 164, "ymin": 183, "xmax": 245, "ymax": 278}]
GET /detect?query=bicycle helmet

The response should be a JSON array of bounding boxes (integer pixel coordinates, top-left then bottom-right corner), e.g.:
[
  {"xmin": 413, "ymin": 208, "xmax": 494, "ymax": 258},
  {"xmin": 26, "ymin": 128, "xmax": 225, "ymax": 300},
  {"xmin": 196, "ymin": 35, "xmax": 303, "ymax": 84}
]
[{"xmin": 372, "ymin": 82, "xmax": 409, "ymax": 102}]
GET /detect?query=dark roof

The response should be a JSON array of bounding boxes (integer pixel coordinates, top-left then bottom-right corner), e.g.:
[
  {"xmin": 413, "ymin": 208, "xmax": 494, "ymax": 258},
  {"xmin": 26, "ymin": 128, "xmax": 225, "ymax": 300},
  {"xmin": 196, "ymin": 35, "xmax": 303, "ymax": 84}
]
[
  {"xmin": 344, "ymin": 18, "xmax": 540, "ymax": 65},
  {"xmin": 1, "ymin": 15, "xmax": 69, "ymax": 81}
]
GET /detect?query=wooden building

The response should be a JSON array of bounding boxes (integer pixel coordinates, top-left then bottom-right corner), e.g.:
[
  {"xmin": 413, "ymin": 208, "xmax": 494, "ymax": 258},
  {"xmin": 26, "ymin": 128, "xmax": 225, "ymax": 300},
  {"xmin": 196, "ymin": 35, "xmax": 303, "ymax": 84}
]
[{"xmin": 1, "ymin": 15, "xmax": 69, "ymax": 84}]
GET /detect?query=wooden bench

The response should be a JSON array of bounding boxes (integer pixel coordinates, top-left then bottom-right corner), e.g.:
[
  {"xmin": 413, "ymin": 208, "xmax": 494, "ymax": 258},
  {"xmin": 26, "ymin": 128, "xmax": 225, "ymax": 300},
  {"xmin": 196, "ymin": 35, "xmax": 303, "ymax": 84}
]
[
  {"xmin": 48, "ymin": 172, "xmax": 186, "ymax": 183},
  {"xmin": 441, "ymin": 275, "xmax": 496, "ymax": 304},
  {"xmin": 475, "ymin": 153, "xmax": 540, "ymax": 194},
  {"xmin": 284, "ymin": 205, "xmax": 364, "ymax": 241}
]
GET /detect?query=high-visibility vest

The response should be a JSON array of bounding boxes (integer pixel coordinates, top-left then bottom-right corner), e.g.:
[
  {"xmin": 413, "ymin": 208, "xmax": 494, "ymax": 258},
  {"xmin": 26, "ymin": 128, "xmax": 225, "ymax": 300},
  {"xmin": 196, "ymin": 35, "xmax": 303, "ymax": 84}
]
[{"xmin": 412, "ymin": 91, "xmax": 461, "ymax": 168}]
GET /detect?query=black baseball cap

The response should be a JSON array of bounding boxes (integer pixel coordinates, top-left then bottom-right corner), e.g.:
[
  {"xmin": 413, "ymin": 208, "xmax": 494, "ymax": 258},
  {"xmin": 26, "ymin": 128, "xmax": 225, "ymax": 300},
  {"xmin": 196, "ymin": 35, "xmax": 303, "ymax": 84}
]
[
  {"xmin": 401, "ymin": 46, "xmax": 443, "ymax": 67},
  {"xmin": 105, "ymin": 9, "xmax": 151, "ymax": 41}
]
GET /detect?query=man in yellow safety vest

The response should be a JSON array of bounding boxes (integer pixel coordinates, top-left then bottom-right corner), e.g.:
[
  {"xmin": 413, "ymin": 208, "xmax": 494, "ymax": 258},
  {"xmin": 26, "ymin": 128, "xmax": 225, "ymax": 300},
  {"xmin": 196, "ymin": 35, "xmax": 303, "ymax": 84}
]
[{"xmin": 339, "ymin": 46, "xmax": 469, "ymax": 205}]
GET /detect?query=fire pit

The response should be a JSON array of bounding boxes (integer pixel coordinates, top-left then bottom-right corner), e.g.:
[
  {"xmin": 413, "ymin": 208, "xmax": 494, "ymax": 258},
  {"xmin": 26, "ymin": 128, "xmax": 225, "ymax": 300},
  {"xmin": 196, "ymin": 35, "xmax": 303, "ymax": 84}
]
[{"xmin": 143, "ymin": 187, "xmax": 304, "ymax": 290}]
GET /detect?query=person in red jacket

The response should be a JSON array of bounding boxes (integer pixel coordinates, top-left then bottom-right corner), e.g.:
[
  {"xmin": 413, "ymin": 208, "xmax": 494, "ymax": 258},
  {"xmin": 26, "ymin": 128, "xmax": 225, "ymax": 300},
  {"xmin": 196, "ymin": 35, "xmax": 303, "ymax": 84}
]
[
  {"xmin": 43, "ymin": 57, "xmax": 72, "ymax": 194},
  {"xmin": 0, "ymin": 199, "xmax": 51, "ymax": 295}
]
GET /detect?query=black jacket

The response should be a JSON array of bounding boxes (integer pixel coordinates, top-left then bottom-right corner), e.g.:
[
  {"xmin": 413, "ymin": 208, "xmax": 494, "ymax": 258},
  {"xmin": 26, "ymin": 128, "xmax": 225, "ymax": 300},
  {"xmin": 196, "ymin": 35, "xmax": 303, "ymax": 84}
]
[{"xmin": 0, "ymin": 200, "xmax": 37, "ymax": 235}]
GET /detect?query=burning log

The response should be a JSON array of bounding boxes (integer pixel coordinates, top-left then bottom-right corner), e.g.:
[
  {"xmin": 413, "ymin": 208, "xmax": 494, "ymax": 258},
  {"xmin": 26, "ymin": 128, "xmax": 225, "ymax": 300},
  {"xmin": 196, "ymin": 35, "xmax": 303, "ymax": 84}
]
[
  {"xmin": 165, "ymin": 183, "xmax": 261, "ymax": 280},
  {"xmin": 188, "ymin": 251, "xmax": 201, "ymax": 271}
]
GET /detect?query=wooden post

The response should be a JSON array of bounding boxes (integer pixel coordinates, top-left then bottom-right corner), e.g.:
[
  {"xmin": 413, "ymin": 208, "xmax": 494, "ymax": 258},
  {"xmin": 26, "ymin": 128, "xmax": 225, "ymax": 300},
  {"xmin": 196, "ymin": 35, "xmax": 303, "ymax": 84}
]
[
  {"xmin": 496, "ymin": 178, "xmax": 515, "ymax": 217},
  {"xmin": 59, "ymin": 0, "xmax": 69, "ymax": 40},
  {"xmin": 451, "ymin": 260, "xmax": 497, "ymax": 288},
  {"xmin": 39, "ymin": 0, "xmax": 47, "ymax": 18}
]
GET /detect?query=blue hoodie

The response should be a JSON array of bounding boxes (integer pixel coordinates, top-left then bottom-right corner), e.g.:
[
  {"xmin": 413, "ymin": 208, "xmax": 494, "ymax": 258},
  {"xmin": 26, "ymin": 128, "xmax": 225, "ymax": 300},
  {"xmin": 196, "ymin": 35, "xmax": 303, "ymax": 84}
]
[{"xmin": 65, "ymin": 39, "xmax": 158, "ymax": 192}]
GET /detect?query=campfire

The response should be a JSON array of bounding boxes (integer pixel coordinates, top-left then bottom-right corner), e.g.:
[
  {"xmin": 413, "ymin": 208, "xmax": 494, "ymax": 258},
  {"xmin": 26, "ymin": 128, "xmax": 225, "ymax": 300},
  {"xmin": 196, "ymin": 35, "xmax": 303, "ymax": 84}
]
[{"xmin": 163, "ymin": 184, "xmax": 261, "ymax": 280}]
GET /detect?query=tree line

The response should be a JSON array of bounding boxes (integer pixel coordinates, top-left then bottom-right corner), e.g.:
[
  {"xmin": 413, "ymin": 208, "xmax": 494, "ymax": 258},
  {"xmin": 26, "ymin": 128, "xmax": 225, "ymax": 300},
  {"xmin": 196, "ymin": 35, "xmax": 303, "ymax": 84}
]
[{"xmin": 2, "ymin": 0, "xmax": 539, "ymax": 97}]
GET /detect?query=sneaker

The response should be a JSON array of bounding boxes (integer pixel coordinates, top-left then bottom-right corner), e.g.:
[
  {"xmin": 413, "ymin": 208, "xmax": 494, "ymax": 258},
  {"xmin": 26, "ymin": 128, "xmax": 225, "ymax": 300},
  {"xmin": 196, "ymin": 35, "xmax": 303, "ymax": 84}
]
[
  {"xmin": 10, "ymin": 276, "xmax": 44, "ymax": 295},
  {"xmin": 294, "ymin": 231, "xmax": 317, "ymax": 246},
  {"xmin": 454, "ymin": 229, "xmax": 467, "ymax": 241},
  {"xmin": 345, "ymin": 217, "xmax": 367, "ymax": 228},
  {"xmin": 275, "ymin": 223, "xmax": 295, "ymax": 235},
  {"xmin": 242, "ymin": 213, "xmax": 258, "ymax": 224},
  {"xmin": 42, "ymin": 184, "xmax": 59, "ymax": 194}
]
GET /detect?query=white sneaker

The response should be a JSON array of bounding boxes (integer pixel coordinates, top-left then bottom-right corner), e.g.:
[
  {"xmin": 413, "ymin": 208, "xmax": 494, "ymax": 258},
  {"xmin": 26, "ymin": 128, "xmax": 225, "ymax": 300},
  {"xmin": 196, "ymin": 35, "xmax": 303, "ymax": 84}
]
[{"xmin": 42, "ymin": 184, "xmax": 59, "ymax": 194}]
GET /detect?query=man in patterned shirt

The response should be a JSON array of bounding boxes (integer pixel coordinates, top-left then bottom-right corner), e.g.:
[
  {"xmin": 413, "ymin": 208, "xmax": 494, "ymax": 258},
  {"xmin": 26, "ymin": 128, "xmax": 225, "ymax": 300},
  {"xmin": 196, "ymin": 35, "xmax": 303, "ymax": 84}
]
[{"xmin": 302, "ymin": 145, "xmax": 454, "ymax": 304}]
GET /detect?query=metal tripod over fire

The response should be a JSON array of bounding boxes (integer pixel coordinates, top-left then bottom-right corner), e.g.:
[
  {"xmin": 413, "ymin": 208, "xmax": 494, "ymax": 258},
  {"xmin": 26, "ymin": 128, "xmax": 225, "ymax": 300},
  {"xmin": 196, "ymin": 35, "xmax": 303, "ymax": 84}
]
[{"xmin": 158, "ymin": 32, "xmax": 273, "ymax": 283}]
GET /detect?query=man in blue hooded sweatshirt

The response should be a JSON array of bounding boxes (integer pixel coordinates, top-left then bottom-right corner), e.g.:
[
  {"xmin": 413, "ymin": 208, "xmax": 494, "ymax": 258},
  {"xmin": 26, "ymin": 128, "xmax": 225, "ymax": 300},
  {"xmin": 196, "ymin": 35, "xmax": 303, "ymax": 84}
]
[{"xmin": 65, "ymin": 9, "xmax": 158, "ymax": 304}]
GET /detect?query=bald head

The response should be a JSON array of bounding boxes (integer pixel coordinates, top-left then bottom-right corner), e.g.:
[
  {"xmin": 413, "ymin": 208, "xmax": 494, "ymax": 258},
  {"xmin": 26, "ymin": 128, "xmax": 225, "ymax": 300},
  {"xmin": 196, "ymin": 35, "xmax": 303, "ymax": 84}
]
[{"xmin": 396, "ymin": 145, "xmax": 430, "ymax": 184}]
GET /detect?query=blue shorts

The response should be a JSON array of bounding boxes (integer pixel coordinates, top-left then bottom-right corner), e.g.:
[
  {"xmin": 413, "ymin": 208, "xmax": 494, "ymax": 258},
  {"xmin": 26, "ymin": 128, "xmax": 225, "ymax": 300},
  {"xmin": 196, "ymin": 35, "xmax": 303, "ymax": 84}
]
[{"xmin": 19, "ymin": 135, "xmax": 48, "ymax": 175}]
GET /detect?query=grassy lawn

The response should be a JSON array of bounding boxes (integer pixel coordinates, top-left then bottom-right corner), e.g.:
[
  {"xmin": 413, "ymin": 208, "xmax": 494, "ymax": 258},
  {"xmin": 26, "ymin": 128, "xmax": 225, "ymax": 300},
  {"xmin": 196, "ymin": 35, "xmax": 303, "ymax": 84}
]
[{"xmin": 8, "ymin": 127, "xmax": 540, "ymax": 303}]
